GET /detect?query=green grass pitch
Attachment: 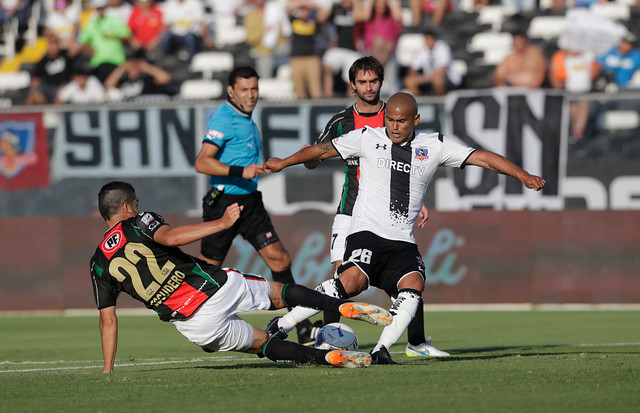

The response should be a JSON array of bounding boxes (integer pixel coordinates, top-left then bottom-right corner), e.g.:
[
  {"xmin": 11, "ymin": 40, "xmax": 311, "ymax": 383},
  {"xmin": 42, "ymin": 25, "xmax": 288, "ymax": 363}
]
[{"xmin": 1, "ymin": 310, "xmax": 639, "ymax": 413}]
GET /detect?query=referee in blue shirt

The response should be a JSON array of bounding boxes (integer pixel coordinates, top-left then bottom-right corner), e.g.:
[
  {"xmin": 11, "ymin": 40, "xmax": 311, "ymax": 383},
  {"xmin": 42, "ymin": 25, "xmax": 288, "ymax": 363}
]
[{"xmin": 195, "ymin": 67, "xmax": 317, "ymax": 344}]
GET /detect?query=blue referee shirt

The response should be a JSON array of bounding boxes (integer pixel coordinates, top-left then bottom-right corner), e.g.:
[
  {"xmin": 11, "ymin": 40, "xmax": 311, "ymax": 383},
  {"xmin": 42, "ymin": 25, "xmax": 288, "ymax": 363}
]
[{"xmin": 202, "ymin": 101, "xmax": 262, "ymax": 195}]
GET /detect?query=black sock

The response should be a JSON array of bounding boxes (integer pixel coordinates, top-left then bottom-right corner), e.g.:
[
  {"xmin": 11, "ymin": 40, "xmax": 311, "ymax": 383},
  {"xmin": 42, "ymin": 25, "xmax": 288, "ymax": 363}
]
[
  {"xmin": 271, "ymin": 268, "xmax": 295, "ymax": 284},
  {"xmin": 282, "ymin": 284, "xmax": 347, "ymax": 312},
  {"xmin": 272, "ymin": 269, "xmax": 313, "ymax": 331},
  {"xmin": 407, "ymin": 297, "xmax": 425, "ymax": 346},
  {"xmin": 323, "ymin": 279, "xmax": 349, "ymax": 325},
  {"xmin": 262, "ymin": 335, "xmax": 329, "ymax": 365}
]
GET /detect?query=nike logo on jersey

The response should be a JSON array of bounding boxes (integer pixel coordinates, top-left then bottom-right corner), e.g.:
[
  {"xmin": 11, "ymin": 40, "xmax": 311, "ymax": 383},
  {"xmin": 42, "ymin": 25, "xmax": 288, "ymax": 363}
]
[{"xmin": 377, "ymin": 158, "xmax": 426, "ymax": 175}]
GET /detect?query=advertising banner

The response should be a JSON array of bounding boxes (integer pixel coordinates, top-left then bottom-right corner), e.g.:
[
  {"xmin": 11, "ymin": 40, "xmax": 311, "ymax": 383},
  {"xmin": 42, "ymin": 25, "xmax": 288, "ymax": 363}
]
[{"xmin": 442, "ymin": 89, "xmax": 568, "ymax": 210}]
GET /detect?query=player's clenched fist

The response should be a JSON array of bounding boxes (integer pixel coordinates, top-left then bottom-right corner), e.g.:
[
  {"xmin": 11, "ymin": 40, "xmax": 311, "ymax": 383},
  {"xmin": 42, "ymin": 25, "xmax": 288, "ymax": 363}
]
[
  {"xmin": 264, "ymin": 158, "xmax": 285, "ymax": 173},
  {"xmin": 221, "ymin": 203, "xmax": 243, "ymax": 228},
  {"xmin": 522, "ymin": 174, "xmax": 546, "ymax": 191}
]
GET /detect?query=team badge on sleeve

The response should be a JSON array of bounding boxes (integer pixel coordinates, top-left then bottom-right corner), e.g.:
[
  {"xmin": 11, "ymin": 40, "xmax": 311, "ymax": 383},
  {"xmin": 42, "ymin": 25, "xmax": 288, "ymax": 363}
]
[{"xmin": 206, "ymin": 129, "xmax": 224, "ymax": 140}]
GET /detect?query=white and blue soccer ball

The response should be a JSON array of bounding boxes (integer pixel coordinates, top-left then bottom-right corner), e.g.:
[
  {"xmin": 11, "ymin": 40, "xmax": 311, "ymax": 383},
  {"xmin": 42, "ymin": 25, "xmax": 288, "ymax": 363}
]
[{"xmin": 314, "ymin": 322, "xmax": 359, "ymax": 351}]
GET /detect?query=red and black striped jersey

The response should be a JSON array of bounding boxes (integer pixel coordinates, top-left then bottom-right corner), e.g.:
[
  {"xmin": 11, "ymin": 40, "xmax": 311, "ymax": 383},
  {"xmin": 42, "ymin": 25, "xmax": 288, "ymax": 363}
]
[
  {"xmin": 316, "ymin": 103, "xmax": 386, "ymax": 216},
  {"xmin": 90, "ymin": 212, "xmax": 227, "ymax": 321}
]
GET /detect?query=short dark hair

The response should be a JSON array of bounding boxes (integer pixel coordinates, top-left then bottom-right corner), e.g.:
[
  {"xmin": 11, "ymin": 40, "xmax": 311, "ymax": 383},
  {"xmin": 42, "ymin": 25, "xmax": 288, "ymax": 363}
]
[
  {"xmin": 424, "ymin": 28, "xmax": 438, "ymax": 38},
  {"xmin": 348, "ymin": 56, "xmax": 384, "ymax": 84},
  {"xmin": 98, "ymin": 181, "xmax": 137, "ymax": 221},
  {"xmin": 228, "ymin": 66, "xmax": 259, "ymax": 87}
]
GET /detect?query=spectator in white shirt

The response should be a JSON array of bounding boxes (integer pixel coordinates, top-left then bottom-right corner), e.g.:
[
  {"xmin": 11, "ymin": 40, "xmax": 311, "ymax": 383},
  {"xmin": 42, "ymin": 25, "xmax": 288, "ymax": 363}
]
[
  {"xmin": 55, "ymin": 61, "xmax": 106, "ymax": 104},
  {"xmin": 160, "ymin": 0, "xmax": 214, "ymax": 59},
  {"xmin": 403, "ymin": 29, "xmax": 461, "ymax": 96},
  {"xmin": 44, "ymin": 0, "xmax": 80, "ymax": 53}
]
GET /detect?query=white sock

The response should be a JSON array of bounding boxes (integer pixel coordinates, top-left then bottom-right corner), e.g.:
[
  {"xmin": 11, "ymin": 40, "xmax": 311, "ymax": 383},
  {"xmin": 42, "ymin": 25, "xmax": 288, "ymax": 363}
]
[
  {"xmin": 372, "ymin": 290, "xmax": 420, "ymax": 353},
  {"xmin": 277, "ymin": 279, "xmax": 340, "ymax": 332}
]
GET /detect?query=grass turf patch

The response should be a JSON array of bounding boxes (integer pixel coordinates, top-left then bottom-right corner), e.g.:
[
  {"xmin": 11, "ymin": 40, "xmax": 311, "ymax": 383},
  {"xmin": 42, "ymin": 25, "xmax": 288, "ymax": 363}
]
[{"xmin": 1, "ymin": 311, "xmax": 638, "ymax": 413}]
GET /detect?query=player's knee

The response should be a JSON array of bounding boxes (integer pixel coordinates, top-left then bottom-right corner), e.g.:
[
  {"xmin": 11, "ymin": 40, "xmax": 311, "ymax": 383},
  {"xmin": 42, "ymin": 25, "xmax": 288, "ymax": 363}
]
[
  {"xmin": 337, "ymin": 263, "xmax": 367, "ymax": 295},
  {"xmin": 261, "ymin": 245, "xmax": 291, "ymax": 271},
  {"xmin": 268, "ymin": 281, "xmax": 285, "ymax": 309},
  {"xmin": 398, "ymin": 273, "xmax": 425, "ymax": 293}
]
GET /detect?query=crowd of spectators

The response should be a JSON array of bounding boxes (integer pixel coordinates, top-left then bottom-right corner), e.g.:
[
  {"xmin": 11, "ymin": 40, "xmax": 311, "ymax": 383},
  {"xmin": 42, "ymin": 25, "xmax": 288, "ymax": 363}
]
[{"xmin": 3, "ymin": 0, "xmax": 640, "ymax": 106}]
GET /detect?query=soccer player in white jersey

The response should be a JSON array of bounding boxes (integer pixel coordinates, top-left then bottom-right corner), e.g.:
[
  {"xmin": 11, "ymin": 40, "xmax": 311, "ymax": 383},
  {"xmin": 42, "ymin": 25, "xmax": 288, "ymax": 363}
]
[{"xmin": 264, "ymin": 92, "xmax": 546, "ymax": 364}]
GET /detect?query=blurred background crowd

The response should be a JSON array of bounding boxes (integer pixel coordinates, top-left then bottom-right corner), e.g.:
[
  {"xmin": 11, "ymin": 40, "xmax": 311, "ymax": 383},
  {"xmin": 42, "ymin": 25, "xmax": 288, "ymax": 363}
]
[{"xmin": 1, "ymin": 0, "xmax": 640, "ymax": 113}]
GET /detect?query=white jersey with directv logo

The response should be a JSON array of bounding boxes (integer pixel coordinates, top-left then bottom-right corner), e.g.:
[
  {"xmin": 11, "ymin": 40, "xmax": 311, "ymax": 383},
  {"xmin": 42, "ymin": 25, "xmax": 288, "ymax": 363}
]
[{"xmin": 331, "ymin": 126, "xmax": 475, "ymax": 244}]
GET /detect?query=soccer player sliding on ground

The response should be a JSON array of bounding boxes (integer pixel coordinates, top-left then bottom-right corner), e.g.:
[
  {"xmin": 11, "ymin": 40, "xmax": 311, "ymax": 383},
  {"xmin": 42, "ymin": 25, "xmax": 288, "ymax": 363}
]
[{"xmin": 90, "ymin": 181, "xmax": 393, "ymax": 371}]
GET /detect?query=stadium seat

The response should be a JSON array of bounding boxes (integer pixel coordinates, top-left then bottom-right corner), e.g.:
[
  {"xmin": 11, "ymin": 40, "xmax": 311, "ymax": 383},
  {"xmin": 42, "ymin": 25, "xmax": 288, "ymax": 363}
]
[
  {"xmin": 0, "ymin": 70, "xmax": 30, "ymax": 92},
  {"xmin": 468, "ymin": 31, "xmax": 512, "ymax": 53},
  {"xmin": 451, "ymin": 59, "xmax": 468, "ymax": 77},
  {"xmin": 396, "ymin": 33, "xmax": 425, "ymax": 67},
  {"xmin": 467, "ymin": 31, "xmax": 512, "ymax": 64},
  {"xmin": 527, "ymin": 16, "xmax": 567, "ymax": 40},
  {"xmin": 179, "ymin": 79, "xmax": 224, "ymax": 100},
  {"xmin": 476, "ymin": 5, "xmax": 516, "ymax": 31},
  {"xmin": 189, "ymin": 51, "xmax": 234, "ymax": 79},
  {"xmin": 276, "ymin": 63, "xmax": 292, "ymax": 80},
  {"xmin": 602, "ymin": 110, "xmax": 640, "ymax": 130},
  {"xmin": 215, "ymin": 26, "xmax": 247, "ymax": 47},
  {"xmin": 0, "ymin": 20, "xmax": 18, "ymax": 62},
  {"xmin": 589, "ymin": 3, "xmax": 630, "ymax": 21},
  {"xmin": 258, "ymin": 78, "xmax": 295, "ymax": 101}
]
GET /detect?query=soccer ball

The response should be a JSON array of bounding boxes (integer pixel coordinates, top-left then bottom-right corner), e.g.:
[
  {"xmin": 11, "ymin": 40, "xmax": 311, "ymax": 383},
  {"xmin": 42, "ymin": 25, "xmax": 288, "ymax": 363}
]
[{"xmin": 314, "ymin": 322, "xmax": 359, "ymax": 351}]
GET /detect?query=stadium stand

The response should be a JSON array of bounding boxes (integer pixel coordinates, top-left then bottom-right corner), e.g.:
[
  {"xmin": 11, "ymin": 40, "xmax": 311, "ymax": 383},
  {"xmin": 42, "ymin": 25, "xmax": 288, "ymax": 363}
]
[{"xmin": 2, "ymin": 0, "xmax": 640, "ymax": 105}]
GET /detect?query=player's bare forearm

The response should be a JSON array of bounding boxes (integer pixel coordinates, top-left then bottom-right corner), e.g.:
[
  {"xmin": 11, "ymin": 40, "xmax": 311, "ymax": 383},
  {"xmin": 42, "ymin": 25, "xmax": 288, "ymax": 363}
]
[
  {"xmin": 467, "ymin": 150, "xmax": 546, "ymax": 191},
  {"xmin": 99, "ymin": 307, "xmax": 118, "ymax": 373},
  {"xmin": 301, "ymin": 144, "xmax": 322, "ymax": 169},
  {"xmin": 153, "ymin": 204, "xmax": 243, "ymax": 246},
  {"xmin": 265, "ymin": 143, "xmax": 338, "ymax": 173}
]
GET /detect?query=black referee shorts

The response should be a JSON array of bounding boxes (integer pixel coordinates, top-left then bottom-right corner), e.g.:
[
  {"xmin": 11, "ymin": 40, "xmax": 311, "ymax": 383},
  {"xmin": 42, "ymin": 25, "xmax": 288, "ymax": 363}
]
[{"xmin": 200, "ymin": 190, "xmax": 280, "ymax": 261}]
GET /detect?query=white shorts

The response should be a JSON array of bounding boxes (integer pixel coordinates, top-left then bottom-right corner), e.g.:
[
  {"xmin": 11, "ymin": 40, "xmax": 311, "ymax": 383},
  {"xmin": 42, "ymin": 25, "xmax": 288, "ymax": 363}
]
[
  {"xmin": 171, "ymin": 269, "xmax": 272, "ymax": 352},
  {"xmin": 322, "ymin": 48, "xmax": 361, "ymax": 83},
  {"xmin": 330, "ymin": 214, "xmax": 352, "ymax": 264}
]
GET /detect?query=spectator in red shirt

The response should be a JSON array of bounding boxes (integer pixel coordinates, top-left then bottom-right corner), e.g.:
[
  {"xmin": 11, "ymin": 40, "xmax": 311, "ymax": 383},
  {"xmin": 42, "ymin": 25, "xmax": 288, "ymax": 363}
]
[{"xmin": 128, "ymin": 0, "xmax": 164, "ymax": 58}]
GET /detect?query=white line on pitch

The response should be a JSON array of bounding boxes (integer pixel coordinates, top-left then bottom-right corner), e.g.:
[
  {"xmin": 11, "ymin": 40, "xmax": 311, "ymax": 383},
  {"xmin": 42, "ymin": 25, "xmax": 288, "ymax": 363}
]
[
  {"xmin": 0, "ymin": 356, "xmax": 264, "ymax": 373},
  {"xmin": 2, "ymin": 342, "xmax": 640, "ymax": 373}
]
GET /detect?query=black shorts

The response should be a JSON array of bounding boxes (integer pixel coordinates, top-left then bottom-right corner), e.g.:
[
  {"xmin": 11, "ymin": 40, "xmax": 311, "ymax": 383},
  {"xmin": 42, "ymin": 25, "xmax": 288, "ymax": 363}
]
[
  {"xmin": 341, "ymin": 231, "xmax": 425, "ymax": 296},
  {"xmin": 200, "ymin": 190, "xmax": 280, "ymax": 261}
]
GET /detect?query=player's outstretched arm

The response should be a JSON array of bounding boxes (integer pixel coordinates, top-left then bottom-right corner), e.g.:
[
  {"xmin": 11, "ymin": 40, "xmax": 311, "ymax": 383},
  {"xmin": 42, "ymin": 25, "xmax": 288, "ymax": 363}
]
[
  {"xmin": 99, "ymin": 306, "xmax": 118, "ymax": 373},
  {"xmin": 300, "ymin": 144, "xmax": 322, "ymax": 169},
  {"xmin": 466, "ymin": 150, "xmax": 546, "ymax": 191},
  {"xmin": 153, "ymin": 204, "xmax": 244, "ymax": 247},
  {"xmin": 196, "ymin": 144, "xmax": 264, "ymax": 179},
  {"xmin": 265, "ymin": 143, "xmax": 339, "ymax": 173}
]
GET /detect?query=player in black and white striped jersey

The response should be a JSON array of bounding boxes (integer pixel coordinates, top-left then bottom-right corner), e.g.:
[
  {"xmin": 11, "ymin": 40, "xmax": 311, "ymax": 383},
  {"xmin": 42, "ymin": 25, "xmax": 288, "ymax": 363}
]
[
  {"xmin": 308, "ymin": 57, "xmax": 440, "ymax": 358},
  {"xmin": 264, "ymin": 92, "xmax": 546, "ymax": 364}
]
